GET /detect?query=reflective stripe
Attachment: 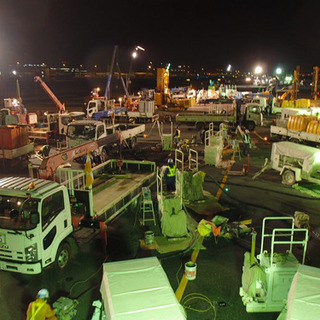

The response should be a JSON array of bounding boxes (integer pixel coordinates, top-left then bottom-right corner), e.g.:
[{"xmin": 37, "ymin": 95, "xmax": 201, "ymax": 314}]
[{"xmin": 167, "ymin": 166, "xmax": 176, "ymax": 177}]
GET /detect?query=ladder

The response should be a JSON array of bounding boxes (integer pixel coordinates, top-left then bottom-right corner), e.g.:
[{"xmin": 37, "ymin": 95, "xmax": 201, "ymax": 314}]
[{"xmin": 140, "ymin": 187, "xmax": 156, "ymax": 226}]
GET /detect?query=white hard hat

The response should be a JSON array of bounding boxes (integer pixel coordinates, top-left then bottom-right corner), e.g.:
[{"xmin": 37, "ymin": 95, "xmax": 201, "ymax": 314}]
[
  {"xmin": 37, "ymin": 288, "xmax": 49, "ymax": 299},
  {"xmin": 168, "ymin": 158, "xmax": 174, "ymax": 164}
]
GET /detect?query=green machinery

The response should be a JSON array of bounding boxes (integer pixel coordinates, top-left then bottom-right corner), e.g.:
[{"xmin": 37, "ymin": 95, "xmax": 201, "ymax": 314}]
[
  {"xmin": 156, "ymin": 149, "xmax": 200, "ymax": 237},
  {"xmin": 240, "ymin": 217, "xmax": 309, "ymax": 313}
]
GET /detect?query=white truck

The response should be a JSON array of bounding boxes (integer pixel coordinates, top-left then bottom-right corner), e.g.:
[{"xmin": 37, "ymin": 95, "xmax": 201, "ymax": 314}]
[
  {"xmin": 270, "ymin": 108, "xmax": 320, "ymax": 145},
  {"xmin": 0, "ymin": 159, "xmax": 156, "ymax": 274},
  {"xmin": 86, "ymin": 98, "xmax": 126, "ymax": 120},
  {"xmin": 66, "ymin": 120, "xmax": 145, "ymax": 161},
  {"xmin": 28, "ymin": 111, "xmax": 86, "ymax": 142},
  {"xmin": 270, "ymin": 141, "xmax": 320, "ymax": 185}
]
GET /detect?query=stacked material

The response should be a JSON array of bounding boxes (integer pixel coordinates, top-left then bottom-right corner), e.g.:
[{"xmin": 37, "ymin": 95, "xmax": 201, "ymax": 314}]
[{"xmin": 287, "ymin": 115, "xmax": 318, "ymax": 131}]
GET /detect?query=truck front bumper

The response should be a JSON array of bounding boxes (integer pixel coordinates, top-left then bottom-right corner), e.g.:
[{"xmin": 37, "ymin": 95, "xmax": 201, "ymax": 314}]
[{"xmin": 0, "ymin": 259, "xmax": 42, "ymax": 274}]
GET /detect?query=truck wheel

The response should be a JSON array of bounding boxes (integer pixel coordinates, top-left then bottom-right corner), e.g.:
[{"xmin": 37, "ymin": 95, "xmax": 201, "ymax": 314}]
[
  {"xmin": 196, "ymin": 122, "xmax": 205, "ymax": 131},
  {"xmin": 55, "ymin": 243, "xmax": 71, "ymax": 272},
  {"xmin": 245, "ymin": 121, "xmax": 255, "ymax": 131},
  {"xmin": 100, "ymin": 148, "xmax": 108, "ymax": 162},
  {"xmin": 282, "ymin": 170, "xmax": 296, "ymax": 185},
  {"xmin": 129, "ymin": 137, "xmax": 137, "ymax": 149}
]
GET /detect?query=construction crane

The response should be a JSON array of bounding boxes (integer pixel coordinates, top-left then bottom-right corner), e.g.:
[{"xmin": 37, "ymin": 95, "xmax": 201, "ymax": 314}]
[
  {"xmin": 104, "ymin": 45, "xmax": 118, "ymax": 100},
  {"xmin": 34, "ymin": 76, "xmax": 66, "ymax": 113}
]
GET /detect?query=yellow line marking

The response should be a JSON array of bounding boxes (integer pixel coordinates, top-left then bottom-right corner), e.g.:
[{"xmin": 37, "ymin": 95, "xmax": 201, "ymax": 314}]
[
  {"xmin": 254, "ymin": 130, "xmax": 271, "ymax": 144},
  {"xmin": 175, "ymin": 161, "xmax": 233, "ymax": 302}
]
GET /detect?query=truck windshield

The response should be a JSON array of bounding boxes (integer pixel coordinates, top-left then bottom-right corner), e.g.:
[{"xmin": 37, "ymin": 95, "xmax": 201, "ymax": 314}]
[
  {"xmin": 0, "ymin": 196, "xmax": 39, "ymax": 231},
  {"xmin": 67, "ymin": 124, "xmax": 96, "ymax": 139}
]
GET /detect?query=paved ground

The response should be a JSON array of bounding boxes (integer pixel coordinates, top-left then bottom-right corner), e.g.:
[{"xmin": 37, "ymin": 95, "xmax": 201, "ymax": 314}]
[{"xmin": 1, "ymin": 120, "xmax": 320, "ymax": 319}]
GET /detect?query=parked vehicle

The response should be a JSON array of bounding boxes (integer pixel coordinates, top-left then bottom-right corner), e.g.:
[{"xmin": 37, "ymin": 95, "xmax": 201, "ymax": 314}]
[
  {"xmin": 176, "ymin": 103, "xmax": 263, "ymax": 131},
  {"xmin": 271, "ymin": 141, "xmax": 320, "ymax": 185},
  {"xmin": 66, "ymin": 120, "xmax": 145, "ymax": 161},
  {"xmin": 0, "ymin": 160, "xmax": 156, "ymax": 274},
  {"xmin": 270, "ymin": 108, "xmax": 320, "ymax": 145}
]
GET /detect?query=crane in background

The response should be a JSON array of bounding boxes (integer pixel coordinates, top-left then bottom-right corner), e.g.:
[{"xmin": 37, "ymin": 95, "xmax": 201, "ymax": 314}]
[{"xmin": 34, "ymin": 76, "xmax": 66, "ymax": 113}]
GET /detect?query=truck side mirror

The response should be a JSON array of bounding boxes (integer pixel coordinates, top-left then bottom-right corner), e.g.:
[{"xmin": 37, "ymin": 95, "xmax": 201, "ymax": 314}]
[{"xmin": 30, "ymin": 212, "xmax": 40, "ymax": 225}]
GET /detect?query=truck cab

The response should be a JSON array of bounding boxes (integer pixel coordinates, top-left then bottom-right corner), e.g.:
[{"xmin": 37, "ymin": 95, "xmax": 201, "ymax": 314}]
[
  {"xmin": 66, "ymin": 119, "xmax": 110, "ymax": 148},
  {"xmin": 0, "ymin": 177, "xmax": 73, "ymax": 274}
]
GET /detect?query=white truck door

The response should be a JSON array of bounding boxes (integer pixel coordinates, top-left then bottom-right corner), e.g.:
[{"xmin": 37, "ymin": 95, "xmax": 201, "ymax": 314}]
[{"xmin": 40, "ymin": 190, "xmax": 71, "ymax": 268}]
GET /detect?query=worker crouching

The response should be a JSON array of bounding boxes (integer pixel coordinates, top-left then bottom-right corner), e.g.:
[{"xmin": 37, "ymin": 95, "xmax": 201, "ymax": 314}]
[{"xmin": 26, "ymin": 288, "xmax": 57, "ymax": 320}]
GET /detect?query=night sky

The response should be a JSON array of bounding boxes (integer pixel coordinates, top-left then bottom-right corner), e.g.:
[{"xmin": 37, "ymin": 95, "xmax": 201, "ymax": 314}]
[{"xmin": 1, "ymin": 0, "xmax": 320, "ymax": 74}]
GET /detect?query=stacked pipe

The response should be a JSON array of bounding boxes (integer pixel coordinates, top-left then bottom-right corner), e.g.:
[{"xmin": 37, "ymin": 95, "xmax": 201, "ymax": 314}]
[{"xmin": 287, "ymin": 115, "xmax": 318, "ymax": 131}]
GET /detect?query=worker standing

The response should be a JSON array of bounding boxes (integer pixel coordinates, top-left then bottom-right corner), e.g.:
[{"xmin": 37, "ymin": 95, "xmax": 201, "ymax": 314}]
[
  {"xmin": 164, "ymin": 158, "xmax": 176, "ymax": 192},
  {"xmin": 243, "ymin": 130, "xmax": 251, "ymax": 156},
  {"xmin": 174, "ymin": 126, "xmax": 181, "ymax": 146},
  {"xmin": 26, "ymin": 288, "xmax": 57, "ymax": 320}
]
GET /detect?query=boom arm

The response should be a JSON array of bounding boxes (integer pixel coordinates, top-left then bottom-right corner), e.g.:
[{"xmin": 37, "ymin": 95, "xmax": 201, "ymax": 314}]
[
  {"xmin": 38, "ymin": 141, "xmax": 99, "ymax": 180},
  {"xmin": 34, "ymin": 76, "xmax": 66, "ymax": 113}
]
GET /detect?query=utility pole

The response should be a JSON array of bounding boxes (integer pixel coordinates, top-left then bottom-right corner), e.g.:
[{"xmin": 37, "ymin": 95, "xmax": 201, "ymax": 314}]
[{"xmin": 313, "ymin": 66, "xmax": 319, "ymax": 100}]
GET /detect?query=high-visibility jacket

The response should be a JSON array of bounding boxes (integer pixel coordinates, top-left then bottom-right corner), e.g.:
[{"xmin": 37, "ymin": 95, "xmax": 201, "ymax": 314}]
[
  {"xmin": 166, "ymin": 165, "xmax": 176, "ymax": 177},
  {"xmin": 244, "ymin": 134, "xmax": 251, "ymax": 144},
  {"xmin": 26, "ymin": 298, "xmax": 57, "ymax": 320},
  {"xmin": 175, "ymin": 129, "xmax": 181, "ymax": 137}
]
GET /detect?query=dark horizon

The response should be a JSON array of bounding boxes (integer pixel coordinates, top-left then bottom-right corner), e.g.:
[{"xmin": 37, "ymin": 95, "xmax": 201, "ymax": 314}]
[{"xmin": 1, "ymin": 1, "xmax": 320, "ymax": 74}]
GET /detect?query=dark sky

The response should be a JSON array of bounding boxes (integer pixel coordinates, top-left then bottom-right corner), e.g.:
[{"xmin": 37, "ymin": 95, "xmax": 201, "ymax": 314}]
[{"xmin": 0, "ymin": 0, "xmax": 320, "ymax": 74}]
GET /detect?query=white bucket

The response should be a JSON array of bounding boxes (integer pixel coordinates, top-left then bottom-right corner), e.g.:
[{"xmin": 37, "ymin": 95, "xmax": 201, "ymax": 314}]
[
  {"xmin": 145, "ymin": 231, "xmax": 154, "ymax": 245},
  {"xmin": 185, "ymin": 261, "xmax": 197, "ymax": 280}
]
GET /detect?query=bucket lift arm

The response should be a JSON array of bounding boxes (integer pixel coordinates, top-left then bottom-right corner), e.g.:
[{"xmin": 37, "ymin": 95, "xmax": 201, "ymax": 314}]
[{"xmin": 34, "ymin": 76, "xmax": 66, "ymax": 113}]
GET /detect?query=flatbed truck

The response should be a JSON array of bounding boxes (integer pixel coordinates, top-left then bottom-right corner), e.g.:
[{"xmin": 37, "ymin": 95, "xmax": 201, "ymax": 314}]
[
  {"xmin": 66, "ymin": 120, "xmax": 145, "ymax": 161},
  {"xmin": 0, "ymin": 159, "xmax": 156, "ymax": 274},
  {"xmin": 176, "ymin": 103, "xmax": 263, "ymax": 131}
]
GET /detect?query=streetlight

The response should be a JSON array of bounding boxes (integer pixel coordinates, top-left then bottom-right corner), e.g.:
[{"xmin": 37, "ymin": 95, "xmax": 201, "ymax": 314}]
[
  {"xmin": 276, "ymin": 67, "xmax": 282, "ymax": 75},
  {"xmin": 254, "ymin": 66, "xmax": 262, "ymax": 75},
  {"xmin": 127, "ymin": 45, "xmax": 145, "ymax": 94}
]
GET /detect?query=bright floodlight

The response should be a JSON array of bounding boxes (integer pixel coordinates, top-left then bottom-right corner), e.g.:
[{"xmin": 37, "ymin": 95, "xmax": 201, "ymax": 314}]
[
  {"xmin": 276, "ymin": 67, "xmax": 282, "ymax": 75},
  {"xmin": 227, "ymin": 64, "xmax": 232, "ymax": 72},
  {"xmin": 254, "ymin": 66, "xmax": 262, "ymax": 74},
  {"xmin": 136, "ymin": 46, "xmax": 145, "ymax": 52},
  {"xmin": 132, "ymin": 51, "xmax": 137, "ymax": 59}
]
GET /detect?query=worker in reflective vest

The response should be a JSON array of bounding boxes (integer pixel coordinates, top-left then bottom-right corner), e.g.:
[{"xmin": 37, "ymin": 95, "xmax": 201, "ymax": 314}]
[
  {"xmin": 243, "ymin": 130, "xmax": 251, "ymax": 156},
  {"xmin": 174, "ymin": 126, "xmax": 181, "ymax": 146},
  {"xmin": 26, "ymin": 289, "xmax": 57, "ymax": 320},
  {"xmin": 165, "ymin": 158, "xmax": 176, "ymax": 192}
]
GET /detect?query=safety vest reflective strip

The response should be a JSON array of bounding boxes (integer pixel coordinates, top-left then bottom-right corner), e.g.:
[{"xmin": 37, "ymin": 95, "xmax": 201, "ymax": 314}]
[
  {"xmin": 167, "ymin": 166, "xmax": 176, "ymax": 177},
  {"xmin": 30, "ymin": 301, "xmax": 46, "ymax": 320},
  {"xmin": 244, "ymin": 134, "xmax": 250, "ymax": 143},
  {"xmin": 176, "ymin": 129, "xmax": 181, "ymax": 137}
]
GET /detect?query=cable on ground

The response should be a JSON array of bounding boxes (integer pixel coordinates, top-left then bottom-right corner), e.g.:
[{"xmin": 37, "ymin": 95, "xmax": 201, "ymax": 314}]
[{"xmin": 181, "ymin": 292, "xmax": 217, "ymax": 319}]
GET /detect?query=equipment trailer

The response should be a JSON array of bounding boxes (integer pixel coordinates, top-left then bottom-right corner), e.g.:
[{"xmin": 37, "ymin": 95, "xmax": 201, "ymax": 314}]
[{"xmin": 0, "ymin": 159, "xmax": 155, "ymax": 274}]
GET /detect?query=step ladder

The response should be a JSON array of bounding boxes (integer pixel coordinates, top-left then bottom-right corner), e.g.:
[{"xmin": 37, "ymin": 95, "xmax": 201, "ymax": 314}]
[
  {"xmin": 232, "ymin": 139, "xmax": 241, "ymax": 160},
  {"xmin": 140, "ymin": 187, "xmax": 156, "ymax": 226}
]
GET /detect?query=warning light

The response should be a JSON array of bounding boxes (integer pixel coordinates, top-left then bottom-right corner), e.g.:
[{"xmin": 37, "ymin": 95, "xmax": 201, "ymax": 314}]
[
  {"xmin": 264, "ymin": 137, "xmax": 268, "ymax": 141},
  {"xmin": 225, "ymin": 187, "xmax": 230, "ymax": 192}
]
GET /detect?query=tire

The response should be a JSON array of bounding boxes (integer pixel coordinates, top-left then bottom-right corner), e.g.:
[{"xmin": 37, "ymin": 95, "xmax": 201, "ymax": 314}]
[
  {"xmin": 55, "ymin": 243, "xmax": 71, "ymax": 272},
  {"xmin": 245, "ymin": 121, "xmax": 255, "ymax": 131},
  {"xmin": 196, "ymin": 122, "xmax": 205, "ymax": 131},
  {"xmin": 129, "ymin": 136, "xmax": 137, "ymax": 149},
  {"xmin": 282, "ymin": 169, "xmax": 296, "ymax": 186},
  {"xmin": 100, "ymin": 148, "xmax": 108, "ymax": 162}
]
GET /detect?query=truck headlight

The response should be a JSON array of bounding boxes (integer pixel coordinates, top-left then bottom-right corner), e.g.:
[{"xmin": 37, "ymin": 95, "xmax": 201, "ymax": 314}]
[{"xmin": 25, "ymin": 243, "xmax": 38, "ymax": 262}]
